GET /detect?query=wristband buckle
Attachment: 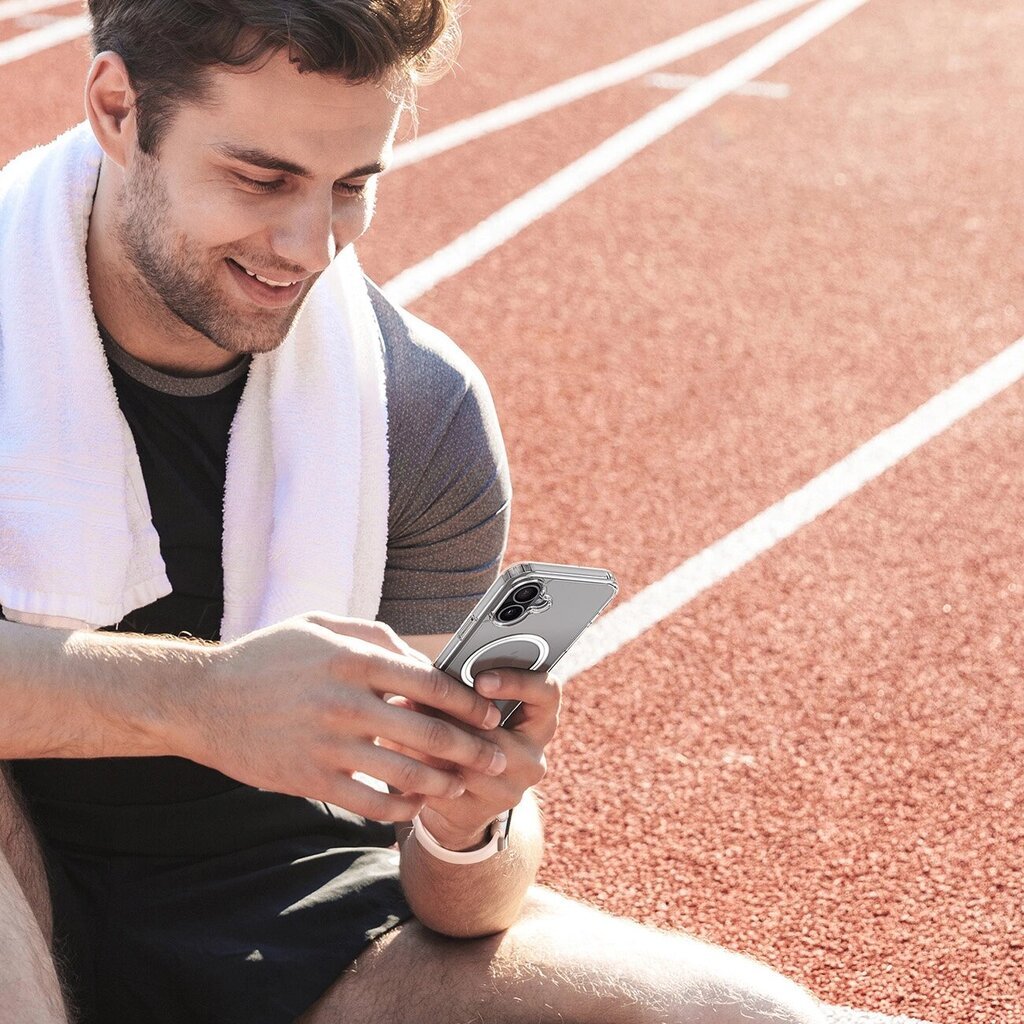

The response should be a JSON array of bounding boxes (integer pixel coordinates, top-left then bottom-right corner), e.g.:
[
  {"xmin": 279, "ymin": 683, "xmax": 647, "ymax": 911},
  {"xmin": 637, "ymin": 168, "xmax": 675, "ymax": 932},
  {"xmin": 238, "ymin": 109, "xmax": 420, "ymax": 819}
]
[{"xmin": 412, "ymin": 808, "xmax": 513, "ymax": 864}]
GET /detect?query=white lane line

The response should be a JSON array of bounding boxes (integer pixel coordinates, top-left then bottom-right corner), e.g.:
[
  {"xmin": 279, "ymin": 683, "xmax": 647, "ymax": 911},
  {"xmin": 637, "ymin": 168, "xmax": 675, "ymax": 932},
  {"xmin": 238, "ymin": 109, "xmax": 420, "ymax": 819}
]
[
  {"xmin": 646, "ymin": 70, "xmax": 791, "ymax": 99},
  {"xmin": 0, "ymin": 13, "xmax": 87, "ymax": 66},
  {"xmin": 0, "ymin": 1, "xmax": 804, "ymax": 120},
  {"xmin": 556, "ymin": 334, "xmax": 1024, "ymax": 683},
  {"xmin": 823, "ymin": 1007, "xmax": 938, "ymax": 1024},
  {"xmin": 383, "ymin": 0, "xmax": 869, "ymax": 307},
  {"xmin": 0, "ymin": 0, "xmax": 73, "ymax": 21},
  {"xmin": 16, "ymin": 13, "xmax": 65, "ymax": 29},
  {"xmin": 392, "ymin": 0, "xmax": 813, "ymax": 170}
]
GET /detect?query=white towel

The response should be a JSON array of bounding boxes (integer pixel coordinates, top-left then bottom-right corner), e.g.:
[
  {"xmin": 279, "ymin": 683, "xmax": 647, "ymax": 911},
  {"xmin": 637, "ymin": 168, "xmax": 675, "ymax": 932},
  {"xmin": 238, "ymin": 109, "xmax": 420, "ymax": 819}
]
[{"xmin": 0, "ymin": 122, "xmax": 389, "ymax": 639}]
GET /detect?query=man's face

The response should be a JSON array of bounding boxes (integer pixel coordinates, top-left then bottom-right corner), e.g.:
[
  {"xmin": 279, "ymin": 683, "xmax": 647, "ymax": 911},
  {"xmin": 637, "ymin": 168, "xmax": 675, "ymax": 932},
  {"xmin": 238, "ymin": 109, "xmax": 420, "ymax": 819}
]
[{"xmin": 114, "ymin": 52, "xmax": 403, "ymax": 356}]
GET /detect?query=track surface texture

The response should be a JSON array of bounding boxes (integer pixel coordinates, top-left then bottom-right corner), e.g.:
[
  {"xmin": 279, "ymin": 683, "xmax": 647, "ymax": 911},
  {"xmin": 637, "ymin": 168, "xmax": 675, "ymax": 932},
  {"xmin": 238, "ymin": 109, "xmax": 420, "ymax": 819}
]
[{"xmin": 1, "ymin": 3, "xmax": 1021, "ymax": 1023}]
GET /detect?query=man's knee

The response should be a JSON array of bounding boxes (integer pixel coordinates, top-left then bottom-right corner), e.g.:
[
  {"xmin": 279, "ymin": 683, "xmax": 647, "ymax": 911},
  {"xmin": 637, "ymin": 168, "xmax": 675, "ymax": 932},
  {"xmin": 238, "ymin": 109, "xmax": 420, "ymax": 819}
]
[{"xmin": 509, "ymin": 886, "xmax": 825, "ymax": 1024}]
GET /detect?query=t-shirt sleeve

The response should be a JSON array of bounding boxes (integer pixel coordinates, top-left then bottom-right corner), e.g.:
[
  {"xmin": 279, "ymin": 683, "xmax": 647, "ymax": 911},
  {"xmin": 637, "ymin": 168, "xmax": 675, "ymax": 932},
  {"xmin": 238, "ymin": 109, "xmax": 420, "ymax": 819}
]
[{"xmin": 368, "ymin": 283, "xmax": 512, "ymax": 636}]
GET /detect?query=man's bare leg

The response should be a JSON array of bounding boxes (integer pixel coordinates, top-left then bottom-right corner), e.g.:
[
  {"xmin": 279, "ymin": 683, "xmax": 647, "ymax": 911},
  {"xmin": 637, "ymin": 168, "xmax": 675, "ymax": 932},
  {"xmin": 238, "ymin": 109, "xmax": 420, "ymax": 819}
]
[
  {"xmin": 298, "ymin": 886, "xmax": 824, "ymax": 1024},
  {"xmin": 0, "ymin": 767, "xmax": 68, "ymax": 1024},
  {"xmin": 0, "ymin": 766, "xmax": 53, "ymax": 948}
]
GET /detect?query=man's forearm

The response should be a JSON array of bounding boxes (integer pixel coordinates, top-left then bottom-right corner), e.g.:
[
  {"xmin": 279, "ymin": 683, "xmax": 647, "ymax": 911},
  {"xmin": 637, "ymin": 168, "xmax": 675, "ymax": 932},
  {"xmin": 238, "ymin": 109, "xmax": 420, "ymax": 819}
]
[
  {"xmin": 397, "ymin": 789, "xmax": 544, "ymax": 938},
  {"xmin": 0, "ymin": 620, "xmax": 208, "ymax": 760}
]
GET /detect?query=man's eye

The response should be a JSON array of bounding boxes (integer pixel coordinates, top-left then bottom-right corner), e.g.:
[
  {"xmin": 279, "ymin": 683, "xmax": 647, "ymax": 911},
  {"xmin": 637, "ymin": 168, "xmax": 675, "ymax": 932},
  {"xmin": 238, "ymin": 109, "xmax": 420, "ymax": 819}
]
[
  {"xmin": 233, "ymin": 174, "xmax": 369, "ymax": 196},
  {"xmin": 236, "ymin": 174, "xmax": 282, "ymax": 193}
]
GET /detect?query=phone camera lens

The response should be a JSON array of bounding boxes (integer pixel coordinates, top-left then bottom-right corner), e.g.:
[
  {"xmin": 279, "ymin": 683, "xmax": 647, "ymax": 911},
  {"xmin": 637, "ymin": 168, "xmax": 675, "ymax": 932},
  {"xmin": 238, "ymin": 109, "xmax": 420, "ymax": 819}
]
[
  {"xmin": 512, "ymin": 584, "xmax": 541, "ymax": 605},
  {"xmin": 497, "ymin": 604, "xmax": 527, "ymax": 624}
]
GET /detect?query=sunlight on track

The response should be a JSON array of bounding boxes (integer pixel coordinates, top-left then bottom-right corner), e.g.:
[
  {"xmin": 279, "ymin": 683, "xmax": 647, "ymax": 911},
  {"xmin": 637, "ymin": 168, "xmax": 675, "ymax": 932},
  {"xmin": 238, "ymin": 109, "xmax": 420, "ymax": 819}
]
[
  {"xmin": 0, "ymin": 0, "xmax": 72, "ymax": 20},
  {"xmin": 392, "ymin": 0, "xmax": 814, "ymax": 169},
  {"xmin": 383, "ymin": 0, "xmax": 869, "ymax": 306},
  {"xmin": 0, "ymin": 12, "xmax": 87, "ymax": 66},
  {"xmin": 823, "ymin": 1009, "xmax": 935, "ymax": 1024},
  {"xmin": 558, "ymin": 334, "xmax": 1024, "ymax": 685}
]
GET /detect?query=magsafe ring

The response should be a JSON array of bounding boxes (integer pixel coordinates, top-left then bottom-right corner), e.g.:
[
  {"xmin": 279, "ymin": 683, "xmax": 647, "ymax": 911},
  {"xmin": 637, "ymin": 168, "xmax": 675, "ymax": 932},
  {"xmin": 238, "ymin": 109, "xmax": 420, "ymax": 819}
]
[{"xmin": 461, "ymin": 634, "xmax": 551, "ymax": 686}]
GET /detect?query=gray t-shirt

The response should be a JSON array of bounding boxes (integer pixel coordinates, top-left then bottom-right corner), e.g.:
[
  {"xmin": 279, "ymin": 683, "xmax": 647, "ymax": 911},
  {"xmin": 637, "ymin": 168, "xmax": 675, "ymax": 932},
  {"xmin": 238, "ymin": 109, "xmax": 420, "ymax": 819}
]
[{"xmin": 368, "ymin": 283, "xmax": 512, "ymax": 634}]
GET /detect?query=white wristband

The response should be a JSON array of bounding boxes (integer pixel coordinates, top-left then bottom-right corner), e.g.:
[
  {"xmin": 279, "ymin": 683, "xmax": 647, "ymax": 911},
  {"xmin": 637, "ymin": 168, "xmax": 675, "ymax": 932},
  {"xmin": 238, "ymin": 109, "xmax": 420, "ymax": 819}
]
[{"xmin": 411, "ymin": 809, "xmax": 512, "ymax": 864}]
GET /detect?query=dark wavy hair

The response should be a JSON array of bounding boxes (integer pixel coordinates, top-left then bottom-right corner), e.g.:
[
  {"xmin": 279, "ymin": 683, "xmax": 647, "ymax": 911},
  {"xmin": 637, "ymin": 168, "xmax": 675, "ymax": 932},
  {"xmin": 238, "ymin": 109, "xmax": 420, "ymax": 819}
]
[{"xmin": 88, "ymin": 0, "xmax": 461, "ymax": 153}]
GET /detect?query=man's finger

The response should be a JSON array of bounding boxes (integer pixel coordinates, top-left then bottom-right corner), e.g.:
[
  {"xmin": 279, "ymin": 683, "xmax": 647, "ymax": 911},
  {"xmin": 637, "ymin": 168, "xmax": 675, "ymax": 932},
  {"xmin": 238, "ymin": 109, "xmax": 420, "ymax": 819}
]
[
  {"xmin": 376, "ymin": 700, "xmax": 508, "ymax": 777},
  {"xmin": 473, "ymin": 669, "xmax": 561, "ymax": 746},
  {"xmin": 351, "ymin": 742, "xmax": 466, "ymax": 799},
  {"xmin": 325, "ymin": 774, "xmax": 426, "ymax": 823}
]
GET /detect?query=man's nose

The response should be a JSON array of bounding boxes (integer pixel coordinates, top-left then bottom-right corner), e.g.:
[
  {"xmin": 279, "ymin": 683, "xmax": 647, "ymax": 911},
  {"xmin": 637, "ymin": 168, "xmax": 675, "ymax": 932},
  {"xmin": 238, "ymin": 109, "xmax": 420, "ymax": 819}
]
[{"xmin": 268, "ymin": 194, "xmax": 337, "ymax": 276}]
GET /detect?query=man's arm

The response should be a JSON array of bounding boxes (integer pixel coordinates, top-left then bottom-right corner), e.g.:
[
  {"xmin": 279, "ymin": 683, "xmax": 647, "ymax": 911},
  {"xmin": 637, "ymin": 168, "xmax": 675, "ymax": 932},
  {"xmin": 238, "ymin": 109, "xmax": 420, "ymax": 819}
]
[
  {"xmin": 0, "ymin": 618, "xmax": 207, "ymax": 760},
  {"xmin": 398, "ymin": 633, "xmax": 555, "ymax": 937},
  {"xmin": 0, "ymin": 615, "xmax": 507, "ymax": 825},
  {"xmin": 395, "ymin": 787, "xmax": 544, "ymax": 938}
]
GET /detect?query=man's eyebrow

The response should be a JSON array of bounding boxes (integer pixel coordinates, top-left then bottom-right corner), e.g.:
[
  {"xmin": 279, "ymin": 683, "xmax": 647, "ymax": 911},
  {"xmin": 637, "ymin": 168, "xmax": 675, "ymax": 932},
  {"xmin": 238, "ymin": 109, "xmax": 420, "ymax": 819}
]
[{"xmin": 212, "ymin": 143, "xmax": 387, "ymax": 180}]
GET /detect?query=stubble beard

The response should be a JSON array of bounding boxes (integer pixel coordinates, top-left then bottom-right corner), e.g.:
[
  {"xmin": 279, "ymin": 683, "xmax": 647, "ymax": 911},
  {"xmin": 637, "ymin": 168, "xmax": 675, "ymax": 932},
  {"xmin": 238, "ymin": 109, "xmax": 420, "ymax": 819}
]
[{"xmin": 114, "ymin": 152, "xmax": 306, "ymax": 356}]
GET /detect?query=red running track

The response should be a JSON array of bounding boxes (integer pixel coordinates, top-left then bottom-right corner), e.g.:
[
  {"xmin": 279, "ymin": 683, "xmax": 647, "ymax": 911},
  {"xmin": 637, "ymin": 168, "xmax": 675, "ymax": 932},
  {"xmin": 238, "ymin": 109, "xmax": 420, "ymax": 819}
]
[{"xmin": 0, "ymin": 2, "xmax": 1021, "ymax": 1021}]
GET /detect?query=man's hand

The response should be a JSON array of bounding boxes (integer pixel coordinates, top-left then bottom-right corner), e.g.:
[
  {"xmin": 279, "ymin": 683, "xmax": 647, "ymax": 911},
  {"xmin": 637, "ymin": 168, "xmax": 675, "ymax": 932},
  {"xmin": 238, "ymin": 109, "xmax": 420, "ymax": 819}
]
[
  {"xmin": 176, "ymin": 613, "xmax": 508, "ymax": 823},
  {"xmin": 390, "ymin": 667, "xmax": 561, "ymax": 851}
]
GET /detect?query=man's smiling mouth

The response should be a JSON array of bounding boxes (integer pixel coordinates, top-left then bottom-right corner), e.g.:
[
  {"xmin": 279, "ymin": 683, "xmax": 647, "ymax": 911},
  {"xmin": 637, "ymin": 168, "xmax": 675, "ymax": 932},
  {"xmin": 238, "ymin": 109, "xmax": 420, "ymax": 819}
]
[
  {"xmin": 225, "ymin": 258, "xmax": 308, "ymax": 308},
  {"xmin": 228, "ymin": 258, "xmax": 303, "ymax": 288}
]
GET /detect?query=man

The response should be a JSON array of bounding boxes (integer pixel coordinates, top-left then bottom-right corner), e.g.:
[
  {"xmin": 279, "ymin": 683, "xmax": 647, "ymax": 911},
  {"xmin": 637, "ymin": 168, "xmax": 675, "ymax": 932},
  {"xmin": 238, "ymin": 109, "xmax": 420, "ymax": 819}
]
[{"xmin": 0, "ymin": 3, "xmax": 826, "ymax": 1022}]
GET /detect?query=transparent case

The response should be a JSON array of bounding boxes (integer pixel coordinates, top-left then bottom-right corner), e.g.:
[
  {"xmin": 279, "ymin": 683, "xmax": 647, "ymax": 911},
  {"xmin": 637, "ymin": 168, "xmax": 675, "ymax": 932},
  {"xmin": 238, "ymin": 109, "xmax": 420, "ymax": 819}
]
[{"xmin": 435, "ymin": 562, "xmax": 618, "ymax": 723}]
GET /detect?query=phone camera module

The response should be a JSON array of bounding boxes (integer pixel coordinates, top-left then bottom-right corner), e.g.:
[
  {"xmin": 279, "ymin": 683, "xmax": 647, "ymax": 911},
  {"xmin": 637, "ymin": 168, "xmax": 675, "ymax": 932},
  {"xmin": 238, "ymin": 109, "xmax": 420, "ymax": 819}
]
[{"xmin": 511, "ymin": 583, "xmax": 541, "ymax": 605}]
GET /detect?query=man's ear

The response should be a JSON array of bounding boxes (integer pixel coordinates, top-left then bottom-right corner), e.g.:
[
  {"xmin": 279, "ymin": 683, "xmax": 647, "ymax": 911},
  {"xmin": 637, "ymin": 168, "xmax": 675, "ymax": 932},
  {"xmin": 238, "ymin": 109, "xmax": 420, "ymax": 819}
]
[{"xmin": 84, "ymin": 51, "xmax": 138, "ymax": 169}]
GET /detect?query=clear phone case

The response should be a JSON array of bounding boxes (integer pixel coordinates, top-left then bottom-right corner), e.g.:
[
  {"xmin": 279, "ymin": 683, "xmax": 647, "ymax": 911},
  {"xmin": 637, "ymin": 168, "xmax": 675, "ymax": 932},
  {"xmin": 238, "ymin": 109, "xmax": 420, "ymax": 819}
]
[{"xmin": 434, "ymin": 562, "xmax": 618, "ymax": 722}]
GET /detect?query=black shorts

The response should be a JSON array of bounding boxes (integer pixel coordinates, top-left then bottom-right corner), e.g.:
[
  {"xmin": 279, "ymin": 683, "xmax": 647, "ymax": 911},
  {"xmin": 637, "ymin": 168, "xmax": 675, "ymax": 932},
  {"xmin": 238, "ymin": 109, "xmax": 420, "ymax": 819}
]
[{"xmin": 33, "ymin": 786, "xmax": 412, "ymax": 1024}]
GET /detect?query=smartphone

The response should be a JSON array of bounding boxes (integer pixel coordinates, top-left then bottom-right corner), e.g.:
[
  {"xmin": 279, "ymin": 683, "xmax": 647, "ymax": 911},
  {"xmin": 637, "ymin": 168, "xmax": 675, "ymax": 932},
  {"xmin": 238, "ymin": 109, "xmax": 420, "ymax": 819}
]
[{"xmin": 434, "ymin": 562, "xmax": 618, "ymax": 725}]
